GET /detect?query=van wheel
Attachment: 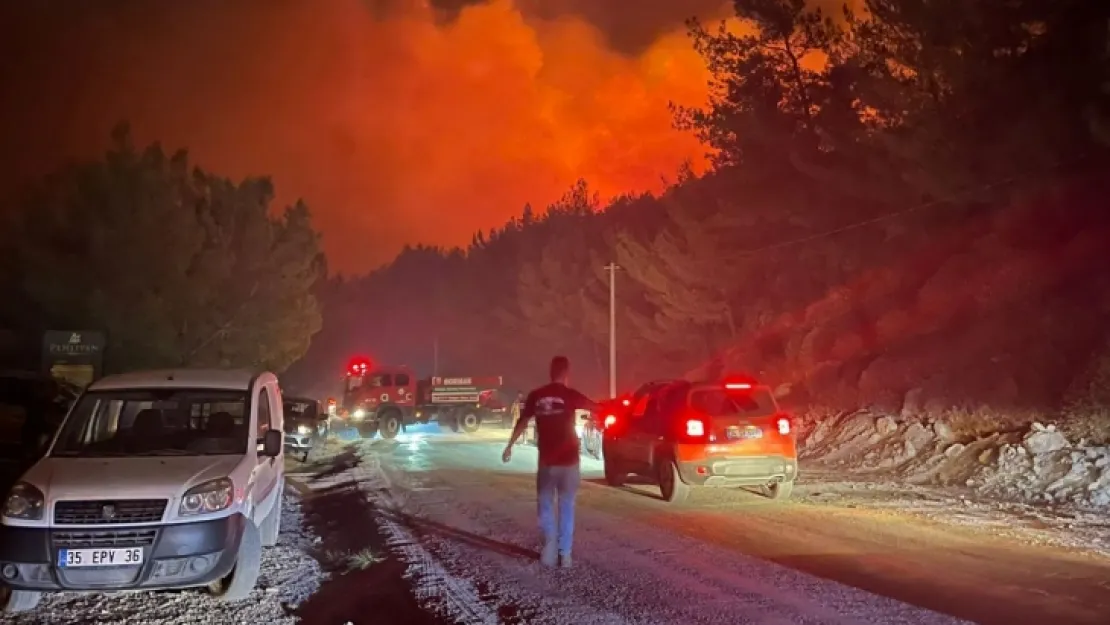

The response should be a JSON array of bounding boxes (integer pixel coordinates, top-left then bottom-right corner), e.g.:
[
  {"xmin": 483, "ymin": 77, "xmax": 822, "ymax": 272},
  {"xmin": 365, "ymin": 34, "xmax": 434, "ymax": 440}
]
[
  {"xmin": 657, "ymin": 460, "xmax": 690, "ymax": 504},
  {"xmin": 0, "ymin": 586, "xmax": 42, "ymax": 613},
  {"xmin": 259, "ymin": 483, "xmax": 283, "ymax": 547},
  {"xmin": 380, "ymin": 412, "xmax": 402, "ymax": 439},
  {"xmin": 761, "ymin": 480, "xmax": 794, "ymax": 500},
  {"xmin": 460, "ymin": 412, "xmax": 480, "ymax": 433},
  {"xmin": 209, "ymin": 521, "xmax": 263, "ymax": 602}
]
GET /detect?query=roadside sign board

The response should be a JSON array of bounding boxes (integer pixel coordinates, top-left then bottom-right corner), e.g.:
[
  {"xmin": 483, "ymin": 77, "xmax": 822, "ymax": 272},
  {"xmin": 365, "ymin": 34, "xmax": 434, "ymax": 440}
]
[{"xmin": 42, "ymin": 330, "xmax": 106, "ymax": 388}]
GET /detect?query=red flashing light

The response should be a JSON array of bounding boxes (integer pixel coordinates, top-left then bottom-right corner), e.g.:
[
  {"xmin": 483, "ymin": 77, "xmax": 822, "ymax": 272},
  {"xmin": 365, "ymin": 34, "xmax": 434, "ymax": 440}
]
[
  {"xmin": 685, "ymin": 419, "xmax": 706, "ymax": 437},
  {"xmin": 777, "ymin": 416, "xmax": 791, "ymax": 435},
  {"xmin": 603, "ymin": 414, "xmax": 617, "ymax": 428},
  {"xmin": 347, "ymin": 356, "xmax": 371, "ymax": 376}
]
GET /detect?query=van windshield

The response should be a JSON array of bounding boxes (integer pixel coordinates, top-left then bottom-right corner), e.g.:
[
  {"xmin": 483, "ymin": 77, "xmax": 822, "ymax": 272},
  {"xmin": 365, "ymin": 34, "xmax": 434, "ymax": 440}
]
[{"xmin": 51, "ymin": 389, "xmax": 250, "ymax": 457}]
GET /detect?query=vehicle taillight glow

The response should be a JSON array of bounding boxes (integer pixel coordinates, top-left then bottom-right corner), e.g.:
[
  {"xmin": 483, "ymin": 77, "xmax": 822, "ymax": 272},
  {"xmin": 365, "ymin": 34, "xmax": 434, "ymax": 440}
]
[
  {"xmin": 725, "ymin": 383, "xmax": 751, "ymax": 390},
  {"xmin": 777, "ymin": 417, "xmax": 791, "ymax": 435},
  {"xmin": 603, "ymin": 414, "xmax": 616, "ymax": 428},
  {"xmin": 621, "ymin": 398, "xmax": 630, "ymax": 406},
  {"xmin": 685, "ymin": 419, "xmax": 706, "ymax": 437}
]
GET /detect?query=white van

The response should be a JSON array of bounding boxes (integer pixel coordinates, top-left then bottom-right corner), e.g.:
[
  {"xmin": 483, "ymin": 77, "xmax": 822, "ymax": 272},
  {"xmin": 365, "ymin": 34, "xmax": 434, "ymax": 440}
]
[{"xmin": 0, "ymin": 369, "xmax": 286, "ymax": 613}]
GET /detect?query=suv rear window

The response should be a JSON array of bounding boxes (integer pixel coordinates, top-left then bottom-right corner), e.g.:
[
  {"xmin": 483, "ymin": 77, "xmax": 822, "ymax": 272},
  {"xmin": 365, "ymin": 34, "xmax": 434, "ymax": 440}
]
[{"xmin": 689, "ymin": 387, "xmax": 777, "ymax": 418}]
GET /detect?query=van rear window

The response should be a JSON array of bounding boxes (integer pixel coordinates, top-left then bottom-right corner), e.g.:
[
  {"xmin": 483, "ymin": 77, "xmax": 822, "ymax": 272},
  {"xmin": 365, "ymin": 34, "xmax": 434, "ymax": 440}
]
[{"xmin": 689, "ymin": 388, "xmax": 776, "ymax": 418}]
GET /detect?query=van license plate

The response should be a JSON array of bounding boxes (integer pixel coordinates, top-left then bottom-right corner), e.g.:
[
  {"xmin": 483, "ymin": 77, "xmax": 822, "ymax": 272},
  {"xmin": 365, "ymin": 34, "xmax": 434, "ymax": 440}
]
[
  {"xmin": 726, "ymin": 426, "xmax": 762, "ymax": 440},
  {"xmin": 58, "ymin": 547, "xmax": 143, "ymax": 568}
]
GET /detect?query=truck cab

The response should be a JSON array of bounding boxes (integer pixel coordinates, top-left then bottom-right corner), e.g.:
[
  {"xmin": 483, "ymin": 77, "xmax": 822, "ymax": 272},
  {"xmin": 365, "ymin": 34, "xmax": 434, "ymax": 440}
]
[{"xmin": 342, "ymin": 364, "xmax": 416, "ymax": 439}]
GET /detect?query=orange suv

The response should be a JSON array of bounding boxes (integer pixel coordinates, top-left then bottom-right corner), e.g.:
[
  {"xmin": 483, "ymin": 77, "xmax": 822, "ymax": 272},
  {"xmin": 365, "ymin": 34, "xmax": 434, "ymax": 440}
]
[{"xmin": 601, "ymin": 377, "xmax": 797, "ymax": 503}]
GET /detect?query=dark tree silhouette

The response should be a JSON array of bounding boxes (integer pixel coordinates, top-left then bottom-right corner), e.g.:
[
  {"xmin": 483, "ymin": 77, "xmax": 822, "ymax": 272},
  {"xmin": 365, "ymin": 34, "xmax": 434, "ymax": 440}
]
[{"xmin": 9, "ymin": 124, "xmax": 325, "ymax": 373}]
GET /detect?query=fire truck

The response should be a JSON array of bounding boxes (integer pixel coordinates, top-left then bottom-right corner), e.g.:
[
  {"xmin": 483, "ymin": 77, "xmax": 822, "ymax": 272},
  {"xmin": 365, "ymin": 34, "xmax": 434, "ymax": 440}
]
[{"xmin": 341, "ymin": 357, "xmax": 506, "ymax": 439}]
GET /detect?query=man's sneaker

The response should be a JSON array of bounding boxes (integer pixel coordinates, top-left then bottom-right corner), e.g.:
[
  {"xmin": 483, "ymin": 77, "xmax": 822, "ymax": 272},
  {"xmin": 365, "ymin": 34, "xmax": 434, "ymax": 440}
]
[
  {"xmin": 540, "ymin": 541, "xmax": 558, "ymax": 567},
  {"xmin": 558, "ymin": 553, "xmax": 572, "ymax": 568}
]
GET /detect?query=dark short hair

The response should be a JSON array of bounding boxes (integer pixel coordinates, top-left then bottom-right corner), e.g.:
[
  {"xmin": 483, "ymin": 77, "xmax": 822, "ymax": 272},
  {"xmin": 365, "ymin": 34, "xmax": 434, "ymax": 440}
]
[{"xmin": 550, "ymin": 356, "xmax": 569, "ymax": 380}]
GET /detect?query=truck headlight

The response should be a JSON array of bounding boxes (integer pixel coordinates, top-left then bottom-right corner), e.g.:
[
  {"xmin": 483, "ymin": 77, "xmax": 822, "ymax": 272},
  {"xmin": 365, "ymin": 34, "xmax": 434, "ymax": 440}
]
[
  {"xmin": 179, "ymin": 478, "xmax": 233, "ymax": 516},
  {"xmin": 3, "ymin": 482, "xmax": 45, "ymax": 521},
  {"xmin": 352, "ymin": 409, "xmax": 366, "ymax": 420},
  {"xmin": 297, "ymin": 424, "xmax": 311, "ymax": 435}
]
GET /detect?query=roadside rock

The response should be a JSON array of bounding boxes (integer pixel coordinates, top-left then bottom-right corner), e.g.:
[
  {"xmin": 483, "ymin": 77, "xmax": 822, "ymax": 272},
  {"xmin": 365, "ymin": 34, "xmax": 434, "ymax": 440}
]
[
  {"xmin": 901, "ymin": 387, "xmax": 925, "ymax": 419},
  {"xmin": 933, "ymin": 421, "xmax": 957, "ymax": 442},
  {"xmin": 905, "ymin": 422, "xmax": 935, "ymax": 451},
  {"xmin": 875, "ymin": 416, "xmax": 898, "ymax": 436},
  {"xmin": 1023, "ymin": 429, "xmax": 1069, "ymax": 455},
  {"xmin": 806, "ymin": 417, "xmax": 834, "ymax": 447}
]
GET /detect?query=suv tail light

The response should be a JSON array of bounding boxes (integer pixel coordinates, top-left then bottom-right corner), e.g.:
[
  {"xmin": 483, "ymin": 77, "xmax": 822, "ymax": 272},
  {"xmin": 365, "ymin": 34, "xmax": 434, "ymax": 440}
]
[
  {"xmin": 603, "ymin": 414, "xmax": 617, "ymax": 428},
  {"xmin": 685, "ymin": 419, "xmax": 706, "ymax": 437},
  {"xmin": 776, "ymin": 416, "xmax": 791, "ymax": 435}
]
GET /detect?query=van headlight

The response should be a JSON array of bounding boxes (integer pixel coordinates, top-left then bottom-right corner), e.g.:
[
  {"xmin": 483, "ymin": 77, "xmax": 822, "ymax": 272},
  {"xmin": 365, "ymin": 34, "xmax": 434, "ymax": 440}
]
[
  {"xmin": 297, "ymin": 424, "xmax": 311, "ymax": 435},
  {"xmin": 3, "ymin": 482, "xmax": 45, "ymax": 521},
  {"xmin": 179, "ymin": 478, "xmax": 233, "ymax": 516}
]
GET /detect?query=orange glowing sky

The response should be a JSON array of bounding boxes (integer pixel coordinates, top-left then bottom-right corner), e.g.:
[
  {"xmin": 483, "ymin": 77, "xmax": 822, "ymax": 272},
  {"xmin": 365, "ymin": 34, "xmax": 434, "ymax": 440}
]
[{"xmin": 0, "ymin": 0, "xmax": 849, "ymax": 273}]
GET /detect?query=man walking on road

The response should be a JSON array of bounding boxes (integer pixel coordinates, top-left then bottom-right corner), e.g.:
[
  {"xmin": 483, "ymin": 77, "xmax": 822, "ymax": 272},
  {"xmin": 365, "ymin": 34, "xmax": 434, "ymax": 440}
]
[{"xmin": 503, "ymin": 356, "xmax": 598, "ymax": 568}]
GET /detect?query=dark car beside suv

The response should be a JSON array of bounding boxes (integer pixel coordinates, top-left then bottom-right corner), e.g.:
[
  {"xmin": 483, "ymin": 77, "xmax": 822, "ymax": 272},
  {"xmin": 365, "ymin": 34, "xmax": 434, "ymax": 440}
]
[{"xmin": 283, "ymin": 396, "xmax": 330, "ymax": 461}]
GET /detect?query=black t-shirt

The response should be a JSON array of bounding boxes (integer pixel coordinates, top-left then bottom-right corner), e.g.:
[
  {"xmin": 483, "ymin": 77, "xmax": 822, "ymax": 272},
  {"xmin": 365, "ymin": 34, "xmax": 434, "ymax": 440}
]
[{"xmin": 522, "ymin": 382, "xmax": 594, "ymax": 467}]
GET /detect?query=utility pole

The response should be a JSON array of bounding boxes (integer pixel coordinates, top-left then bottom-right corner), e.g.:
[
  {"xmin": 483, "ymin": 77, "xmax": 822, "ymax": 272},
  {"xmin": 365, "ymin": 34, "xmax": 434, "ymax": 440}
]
[
  {"xmin": 605, "ymin": 263, "xmax": 619, "ymax": 398},
  {"xmin": 433, "ymin": 337, "xmax": 439, "ymax": 377}
]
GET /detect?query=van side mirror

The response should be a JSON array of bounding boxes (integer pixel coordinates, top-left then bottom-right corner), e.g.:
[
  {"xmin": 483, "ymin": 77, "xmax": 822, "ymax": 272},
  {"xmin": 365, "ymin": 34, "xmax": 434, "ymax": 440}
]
[{"xmin": 261, "ymin": 429, "xmax": 282, "ymax": 457}]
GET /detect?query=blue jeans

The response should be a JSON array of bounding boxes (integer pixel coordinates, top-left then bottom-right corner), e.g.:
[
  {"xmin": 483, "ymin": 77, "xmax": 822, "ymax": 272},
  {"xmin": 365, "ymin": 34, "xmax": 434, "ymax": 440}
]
[{"xmin": 536, "ymin": 464, "xmax": 580, "ymax": 555}]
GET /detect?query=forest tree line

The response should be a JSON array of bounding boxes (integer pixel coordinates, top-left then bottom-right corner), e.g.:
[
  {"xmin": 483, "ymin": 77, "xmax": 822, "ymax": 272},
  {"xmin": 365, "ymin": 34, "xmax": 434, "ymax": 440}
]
[
  {"xmin": 290, "ymin": 0, "xmax": 1110, "ymax": 434},
  {"xmin": 0, "ymin": 124, "xmax": 326, "ymax": 374}
]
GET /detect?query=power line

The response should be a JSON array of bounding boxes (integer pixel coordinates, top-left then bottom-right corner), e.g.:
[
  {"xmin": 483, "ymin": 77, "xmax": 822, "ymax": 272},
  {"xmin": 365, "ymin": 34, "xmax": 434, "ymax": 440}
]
[{"xmin": 734, "ymin": 155, "xmax": 1089, "ymax": 256}]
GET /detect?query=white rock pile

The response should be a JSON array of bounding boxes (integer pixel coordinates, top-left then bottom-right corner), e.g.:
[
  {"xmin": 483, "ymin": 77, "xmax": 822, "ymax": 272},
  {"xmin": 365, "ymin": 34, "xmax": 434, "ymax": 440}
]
[{"xmin": 799, "ymin": 412, "xmax": 1110, "ymax": 509}]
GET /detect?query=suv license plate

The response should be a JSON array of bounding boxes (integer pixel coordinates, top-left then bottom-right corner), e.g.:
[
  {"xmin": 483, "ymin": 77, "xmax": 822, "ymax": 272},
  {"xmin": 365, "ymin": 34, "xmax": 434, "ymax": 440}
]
[{"xmin": 727, "ymin": 427, "xmax": 762, "ymax": 440}]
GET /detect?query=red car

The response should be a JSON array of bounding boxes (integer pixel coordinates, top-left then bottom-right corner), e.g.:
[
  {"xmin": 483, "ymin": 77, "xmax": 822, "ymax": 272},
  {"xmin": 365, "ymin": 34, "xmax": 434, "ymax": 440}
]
[{"xmin": 602, "ymin": 376, "xmax": 798, "ymax": 503}]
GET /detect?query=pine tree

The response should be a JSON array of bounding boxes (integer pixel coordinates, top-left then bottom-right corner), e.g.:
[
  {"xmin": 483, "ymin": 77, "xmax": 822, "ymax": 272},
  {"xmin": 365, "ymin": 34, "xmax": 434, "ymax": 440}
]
[{"xmin": 11, "ymin": 124, "xmax": 325, "ymax": 372}]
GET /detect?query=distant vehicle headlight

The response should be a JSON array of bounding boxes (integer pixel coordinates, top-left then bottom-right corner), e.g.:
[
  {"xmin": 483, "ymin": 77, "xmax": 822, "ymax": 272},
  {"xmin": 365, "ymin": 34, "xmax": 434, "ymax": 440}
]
[
  {"xmin": 297, "ymin": 424, "xmax": 311, "ymax": 435},
  {"xmin": 352, "ymin": 409, "xmax": 366, "ymax": 420}
]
